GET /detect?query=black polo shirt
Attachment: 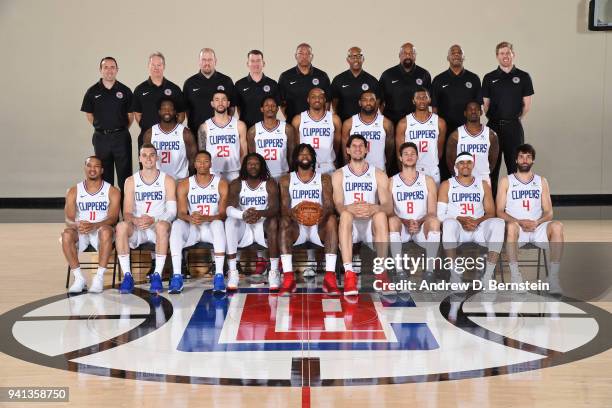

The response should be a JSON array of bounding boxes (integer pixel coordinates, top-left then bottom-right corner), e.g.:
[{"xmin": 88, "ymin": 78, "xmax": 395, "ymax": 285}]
[
  {"xmin": 431, "ymin": 68, "xmax": 482, "ymax": 127},
  {"xmin": 131, "ymin": 77, "xmax": 185, "ymax": 133},
  {"xmin": 278, "ymin": 65, "xmax": 331, "ymax": 121},
  {"xmin": 235, "ymin": 74, "xmax": 280, "ymax": 128},
  {"xmin": 482, "ymin": 66, "xmax": 534, "ymax": 120},
  {"xmin": 331, "ymin": 70, "xmax": 380, "ymax": 121},
  {"xmin": 81, "ymin": 79, "xmax": 132, "ymax": 131},
  {"xmin": 379, "ymin": 64, "xmax": 431, "ymax": 123},
  {"xmin": 183, "ymin": 71, "xmax": 236, "ymax": 133}
]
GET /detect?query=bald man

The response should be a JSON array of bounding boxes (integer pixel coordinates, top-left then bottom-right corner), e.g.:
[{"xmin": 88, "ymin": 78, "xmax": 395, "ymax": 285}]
[
  {"xmin": 278, "ymin": 43, "xmax": 331, "ymax": 122},
  {"xmin": 183, "ymin": 47, "xmax": 236, "ymax": 136},
  {"xmin": 331, "ymin": 46, "xmax": 380, "ymax": 122},
  {"xmin": 379, "ymin": 42, "xmax": 432, "ymax": 125},
  {"xmin": 432, "ymin": 45, "xmax": 483, "ymax": 182}
]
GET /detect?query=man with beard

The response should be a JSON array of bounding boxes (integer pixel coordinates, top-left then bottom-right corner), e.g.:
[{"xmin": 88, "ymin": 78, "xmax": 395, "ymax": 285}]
[
  {"xmin": 132, "ymin": 52, "xmax": 185, "ymax": 151},
  {"xmin": 432, "ymin": 45, "xmax": 482, "ymax": 181},
  {"xmin": 446, "ymin": 101, "xmax": 499, "ymax": 184},
  {"xmin": 143, "ymin": 97, "xmax": 197, "ymax": 180},
  {"xmin": 116, "ymin": 144, "xmax": 177, "ymax": 294},
  {"xmin": 62, "ymin": 156, "xmax": 121, "ymax": 293},
  {"xmin": 292, "ymin": 87, "xmax": 342, "ymax": 175},
  {"xmin": 198, "ymin": 90, "xmax": 248, "ymax": 181},
  {"xmin": 332, "ymin": 134, "xmax": 393, "ymax": 295},
  {"xmin": 388, "ymin": 142, "xmax": 440, "ymax": 276},
  {"xmin": 437, "ymin": 153, "xmax": 504, "ymax": 284},
  {"xmin": 169, "ymin": 150, "xmax": 229, "ymax": 294},
  {"xmin": 278, "ymin": 43, "xmax": 331, "ymax": 121},
  {"xmin": 331, "ymin": 47, "xmax": 380, "ymax": 122},
  {"xmin": 396, "ymin": 88, "xmax": 447, "ymax": 185},
  {"xmin": 379, "ymin": 42, "xmax": 432, "ymax": 125},
  {"xmin": 183, "ymin": 48, "xmax": 236, "ymax": 136},
  {"xmin": 496, "ymin": 144, "xmax": 564, "ymax": 292},
  {"xmin": 342, "ymin": 90, "xmax": 394, "ymax": 173},
  {"xmin": 483, "ymin": 42, "xmax": 534, "ymax": 196},
  {"xmin": 277, "ymin": 144, "xmax": 339, "ymax": 296},
  {"xmin": 247, "ymin": 96, "xmax": 296, "ymax": 180},
  {"xmin": 225, "ymin": 153, "xmax": 280, "ymax": 291}
]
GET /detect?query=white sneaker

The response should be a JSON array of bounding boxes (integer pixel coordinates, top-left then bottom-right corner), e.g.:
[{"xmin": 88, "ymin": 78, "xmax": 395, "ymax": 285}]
[
  {"xmin": 68, "ymin": 276, "xmax": 87, "ymax": 293},
  {"xmin": 89, "ymin": 274, "xmax": 104, "ymax": 294},
  {"xmin": 227, "ymin": 270, "xmax": 240, "ymax": 290},
  {"xmin": 303, "ymin": 267, "xmax": 316, "ymax": 277},
  {"xmin": 268, "ymin": 269, "xmax": 280, "ymax": 290}
]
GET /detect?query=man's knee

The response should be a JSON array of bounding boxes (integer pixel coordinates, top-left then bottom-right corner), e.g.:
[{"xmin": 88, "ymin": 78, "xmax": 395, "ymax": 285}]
[
  {"xmin": 98, "ymin": 225, "xmax": 114, "ymax": 242},
  {"xmin": 61, "ymin": 228, "xmax": 76, "ymax": 244},
  {"xmin": 506, "ymin": 221, "xmax": 520, "ymax": 238},
  {"xmin": 155, "ymin": 221, "xmax": 170, "ymax": 235},
  {"xmin": 339, "ymin": 211, "xmax": 354, "ymax": 226}
]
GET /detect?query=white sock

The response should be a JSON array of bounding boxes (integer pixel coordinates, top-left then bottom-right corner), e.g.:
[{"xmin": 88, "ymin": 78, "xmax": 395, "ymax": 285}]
[
  {"xmin": 228, "ymin": 258, "xmax": 237, "ymax": 272},
  {"xmin": 425, "ymin": 232, "xmax": 441, "ymax": 272},
  {"xmin": 483, "ymin": 262, "xmax": 496, "ymax": 279},
  {"xmin": 389, "ymin": 232, "xmax": 403, "ymax": 271},
  {"xmin": 171, "ymin": 254, "xmax": 181, "ymax": 275},
  {"xmin": 325, "ymin": 253, "xmax": 337, "ymax": 273},
  {"xmin": 257, "ymin": 249, "xmax": 265, "ymax": 259},
  {"xmin": 72, "ymin": 267, "xmax": 84, "ymax": 280},
  {"xmin": 154, "ymin": 254, "xmax": 166, "ymax": 275},
  {"xmin": 215, "ymin": 256, "xmax": 225, "ymax": 275},
  {"xmin": 96, "ymin": 267, "xmax": 106, "ymax": 277},
  {"xmin": 281, "ymin": 254, "xmax": 293, "ymax": 272},
  {"xmin": 343, "ymin": 263, "xmax": 353, "ymax": 273},
  {"xmin": 549, "ymin": 262, "xmax": 560, "ymax": 278},
  {"xmin": 118, "ymin": 254, "xmax": 131, "ymax": 275},
  {"xmin": 270, "ymin": 258, "xmax": 279, "ymax": 272}
]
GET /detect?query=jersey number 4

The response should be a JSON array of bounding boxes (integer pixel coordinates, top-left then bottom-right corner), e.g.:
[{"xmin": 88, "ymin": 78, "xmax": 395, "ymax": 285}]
[{"xmin": 522, "ymin": 199, "xmax": 530, "ymax": 211}]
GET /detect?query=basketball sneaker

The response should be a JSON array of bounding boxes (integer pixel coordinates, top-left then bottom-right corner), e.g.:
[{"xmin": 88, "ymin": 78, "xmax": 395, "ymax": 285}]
[
  {"xmin": 303, "ymin": 267, "xmax": 316, "ymax": 278},
  {"xmin": 149, "ymin": 272, "xmax": 163, "ymax": 294},
  {"xmin": 227, "ymin": 270, "xmax": 240, "ymax": 291},
  {"xmin": 68, "ymin": 276, "xmax": 87, "ymax": 294},
  {"xmin": 89, "ymin": 274, "xmax": 104, "ymax": 294},
  {"xmin": 119, "ymin": 273, "xmax": 134, "ymax": 294},
  {"xmin": 254, "ymin": 257, "xmax": 268, "ymax": 275},
  {"xmin": 343, "ymin": 271, "xmax": 358, "ymax": 296},
  {"xmin": 279, "ymin": 272, "xmax": 296, "ymax": 297},
  {"xmin": 168, "ymin": 274, "xmax": 184, "ymax": 294},
  {"xmin": 213, "ymin": 273, "xmax": 226, "ymax": 293},
  {"xmin": 268, "ymin": 269, "xmax": 280, "ymax": 291},
  {"xmin": 322, "ymin": 272, "xmax": 340, "ymax": 295}
]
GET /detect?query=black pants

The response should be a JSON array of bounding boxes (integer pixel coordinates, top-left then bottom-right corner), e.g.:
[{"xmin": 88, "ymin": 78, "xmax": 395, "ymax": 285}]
[
  {"xmin": 488, "ymin": 118, "xmax": 524, "ymax": 197},
  {"xmin": 92, "ymin": 129, "xmax": 132, "ymax": 197},
  {"xmin": 439, "ymin": 121, "xmax": 462, "ymax": 182}
]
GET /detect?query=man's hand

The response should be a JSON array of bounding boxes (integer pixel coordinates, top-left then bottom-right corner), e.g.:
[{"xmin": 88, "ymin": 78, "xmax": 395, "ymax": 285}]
[
  {"xmin": 457, "ymin": 216, "xmax": 478, "ymax": 232},
  {"xmin": 77, "ymin": 221, "xmax": 95, "ymax": 234},
  {"xmin": 518, "ymin": 219, "xmax": 537, "ymax": 232},
  {"xmin": 135, "ymin": 214, "xmax": 155, "ymax": 230},
  {"xmin": 243, "ymin": 208, "xmax": 260, "ymax": 224},
  {"xmin": 190, "ymin": 211, "xmax": 204, "ymax": 225},
  {"xmin": 346, "ymin": 203, "xmax": 371, "ymax": 219}
]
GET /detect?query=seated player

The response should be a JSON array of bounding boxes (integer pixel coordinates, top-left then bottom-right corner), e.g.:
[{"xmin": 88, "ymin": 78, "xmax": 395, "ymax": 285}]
[
  {"xmin": 197, "ymin": 90, "xmax": 248, "ymax": 181},
  {"xmin": 496, "ymin": 144, "xmax": 564, "ymax": 291},
  {"xmin": 438, "ymin": 152, "xmax": 505, "ymax": 284},
  {"xmin": 143, "ymin": 96, "xmax": 197, "ymax": 180},
  {"xmin": 115, "ymin": 144, "xmax": 177, "ymax": 294},
  {"xmin": 388, "ymin": 142, "xmax": 440, "ymax": 276},
  {"xmin": 169, "ymin": 150, "xmax": 228, "ymax": 294},
  {"xmin": 225, "ymin": 153, "xmax": 280, "ymax": 291},
  {"xmin": 332, "ymin": 134, "xmax": 393, "ymax": 295},
  {"xmin": 446, "ymin": 101, "xmax": 499, "ymax": 184},
  {"xmin": 62, "ymin": 156, "xmax": 121, "ymax": 293},
  {"xmin": 341, "ymin": 90, "xmax": 394, "ymax": 173},
  {"xmin": 395, "ymin": 88, "xmax": 446, "ymax": 184},
  {"xmin": 247, "ymin": 96, "xmax": 296, "ymax": 180},
  {"xmin": 278, "ymin": 143, "xmax": 339, "ymax": 296},
  {"xmin": 292, "ymin": 87, "xmax": 341, "ymax": 174}
]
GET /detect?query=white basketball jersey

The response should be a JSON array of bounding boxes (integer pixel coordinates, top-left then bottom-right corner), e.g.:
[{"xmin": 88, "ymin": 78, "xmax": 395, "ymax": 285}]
[
  {"xmin": 392, "ymin": 172, "xmax": 428, "ymax": 220},
  {"xmin": 133, "ymin": 171, "xmax": 167, "ymax": 217},
  {"xmin": 447, "ymin": 177, "xmax": 485, "ymax": 219},
  {"xmin": 457, "ymin": 125, "xmax": 491, "ymax": 178},
  {"xmin": 239, "ymin": 180, "xmax": 268, "ymax": 211},
  {"xmin": 342, "ymin": 164, "xmax": 378, "ymax": 205},
  {"xmin": 289, "ymin": 171, "xmax": 323, "ymax": 208},
  {"xmin": 349, "ymin": 113, "xmax": 386, "ymax": 171},
  {"xmin": 505, "ymin": 173, "xmax": 543, "ymax": 220},
  {"xmin": 151, "ymin": 123, "xmax": 188, "ymax": 179},
  {"xmin": 299, "ymin": 111, "xmax": 336, "ymax": 166},
  {"xmin": 76, "ymin": 181, "xmax": 111, "ymax": 222},
  {"xmin": 254, "ymin": 121, "xmax": 289, "ymax": 177},
  {"xmin": 404, "ymin": 113, "xmax": 440, "ymax": 168},
  {"xmin": 188, "ymin": 175, "xmax": 221, "ymax": 217},
  {"xmin": 205, "ymin": 117, "xmax": 241, "ymax": 173}
]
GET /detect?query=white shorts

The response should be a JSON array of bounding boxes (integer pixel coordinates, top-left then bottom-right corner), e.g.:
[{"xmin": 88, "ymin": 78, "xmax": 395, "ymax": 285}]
[
  {"xmin": 171, "ymin": 219, "xmax": 225, "ymax": 251},
  {"xmin": 442, "ymin": 217, "xmax": 505, "ymax": 253},
  {"xmin": 213, "ymin": 170, "xmax": 240, "ymax": 182},
  {"xmin": 417, "ymin": 165, "xmax": 440, "ymax": 186},
  {"xmin": 78, "ymin": 230, "xmax": 101, "ymax": 252},
  {"xmin": 352, "ymin": 219, "xmax": 373, "ymax": 244},
  {"xmin": 316, "ymin": 162, "xmax": 336, "ymax": 175},
  {"xmin": 518, "ymin": 221, "xmax": 550, "ymax": 249},
  {"xmin": 294, "ymin": 224, "xmax": 323, "ymax": 247},
  {"xmin": 128, "ymin": 225, "xmax": 157, "ymax": 249},
  {"xmin": 227, "ymin": 219, "xmax": 268, "ymax": 249}
]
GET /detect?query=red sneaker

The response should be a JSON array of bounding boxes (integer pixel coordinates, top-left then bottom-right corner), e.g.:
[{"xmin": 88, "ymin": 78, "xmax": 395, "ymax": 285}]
[
  {"xmin": 255, "ymin": 257, "xmax": 268, "ymax": 275},
  {"xmin": 322, "ymin": 272, "xmax": 340, "ymax": 295},
  {"xmin": 343, "ymin": 271, "xmax": 358, "ymax": 296},
  {"xmin": 279, "ymin": 272, "xmax": 296, "ymax": 297}
]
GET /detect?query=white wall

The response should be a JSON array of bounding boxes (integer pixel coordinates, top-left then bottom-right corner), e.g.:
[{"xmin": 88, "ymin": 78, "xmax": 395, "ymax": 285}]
[{"xmin": 0, "ymin": 0, "xmax": 610, "ymax": 196}]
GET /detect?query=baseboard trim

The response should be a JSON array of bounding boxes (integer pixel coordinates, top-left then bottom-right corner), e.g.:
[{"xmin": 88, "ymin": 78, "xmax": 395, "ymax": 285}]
[{"xmin": 1, "ymin": 195, "xmax": 612, "ymax": 209}]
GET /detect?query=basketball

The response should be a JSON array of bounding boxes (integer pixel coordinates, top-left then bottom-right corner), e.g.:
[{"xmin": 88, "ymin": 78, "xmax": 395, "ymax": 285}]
[{"xmin": 294, "ymin": 200, "xmax": 323, "ymax": 226}]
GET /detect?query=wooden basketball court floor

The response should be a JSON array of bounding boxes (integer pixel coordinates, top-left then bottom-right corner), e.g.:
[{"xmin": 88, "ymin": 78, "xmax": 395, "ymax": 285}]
[{"xmin": 0, "ymin": 211, "xmax": 611, "ymax": 407}]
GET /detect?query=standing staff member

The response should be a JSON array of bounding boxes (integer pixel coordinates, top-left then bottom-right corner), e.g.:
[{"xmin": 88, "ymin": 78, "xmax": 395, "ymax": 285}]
[
  {"xmin": 482, "ymin": 41, "xmax": 534, "ymax": 196},
  {"xmin": 81, "ymin": 57, "xmax": 133, "ymax": 198}
]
